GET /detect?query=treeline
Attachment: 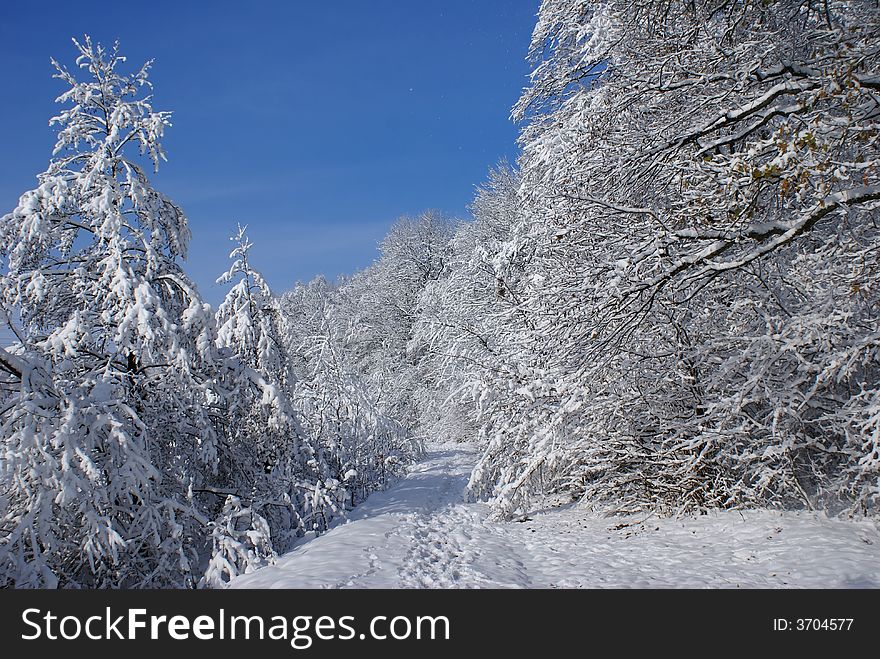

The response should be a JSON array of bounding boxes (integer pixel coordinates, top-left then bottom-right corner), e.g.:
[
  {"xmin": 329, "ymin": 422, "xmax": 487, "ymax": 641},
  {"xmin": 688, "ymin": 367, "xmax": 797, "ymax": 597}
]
[
  {"xmin": 0, "ymin": 38, "xmax": 429, "ymax": 587},
  {"xmin": 428, "ymin": 0, "xmax": 880, "ymax": 519}
]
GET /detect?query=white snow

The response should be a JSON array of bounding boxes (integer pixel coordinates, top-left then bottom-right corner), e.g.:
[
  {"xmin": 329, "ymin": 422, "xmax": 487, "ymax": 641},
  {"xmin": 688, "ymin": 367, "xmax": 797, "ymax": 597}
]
[{"xmin": 229, "ymin": 444, "xmax": 880, "ymax": 589}]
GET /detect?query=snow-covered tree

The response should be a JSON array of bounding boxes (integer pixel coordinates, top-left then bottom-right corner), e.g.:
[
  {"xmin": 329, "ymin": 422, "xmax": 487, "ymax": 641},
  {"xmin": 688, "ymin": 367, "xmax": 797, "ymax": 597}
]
[
  {"xmin": 273, "ymin": 214, "xmax": 457, "ymax": 519},
  {"xmin": 216, "ymin": 224, "xmax": 285, "ymax": 379},
  {"xmin": 213, "ymin": 224, "xmax": 299, "ymax": 479},
  {"xmin": 0, "ymin": 37, "xmax": 221, "ymax": 587},
  {"xmin": 208, "ymin": 224, "xmax": 422, "ymax": 566},
  {"xmin": 211, "ymin": 226, "xmax": 346, "ymax": 560}
]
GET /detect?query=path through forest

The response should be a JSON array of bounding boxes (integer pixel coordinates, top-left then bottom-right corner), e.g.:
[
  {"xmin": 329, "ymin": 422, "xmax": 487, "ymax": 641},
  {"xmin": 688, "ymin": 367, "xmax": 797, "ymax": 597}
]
[{"xmin": 229, "ymin": 444, "xmax": 880, "ymax": 589}]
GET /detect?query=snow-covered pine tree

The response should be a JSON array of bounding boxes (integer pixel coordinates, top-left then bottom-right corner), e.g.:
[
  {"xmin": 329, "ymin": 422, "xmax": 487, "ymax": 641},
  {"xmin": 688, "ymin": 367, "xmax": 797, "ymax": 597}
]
[
  {"xmin": 214, "ymin": 224, "xmax": 298, "ymax": 478},
  {"xmin": 216, "ymin": 224, "xmax": 285, "ymax": 383},
  {"xmin": 0, "ymin": 37, "xmax": 222, "ymax": 587},
  {"xmin": 211, "ymin": 224, "xmax": 335, "ymax": 559}
]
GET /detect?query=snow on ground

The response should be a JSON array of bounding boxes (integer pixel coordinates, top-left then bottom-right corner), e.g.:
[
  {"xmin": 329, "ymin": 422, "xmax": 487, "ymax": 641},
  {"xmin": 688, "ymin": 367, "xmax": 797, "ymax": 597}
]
[{"xmin": 229, "ymin": 444, "xmax": 880, "ymax": 589}]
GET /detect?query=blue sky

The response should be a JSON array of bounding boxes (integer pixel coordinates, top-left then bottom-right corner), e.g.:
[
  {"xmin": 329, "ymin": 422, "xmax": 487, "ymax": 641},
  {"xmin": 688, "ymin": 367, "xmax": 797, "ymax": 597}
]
[{"xmin": 0, "ymin": 1, "xmax": 538, "ymax": 306}]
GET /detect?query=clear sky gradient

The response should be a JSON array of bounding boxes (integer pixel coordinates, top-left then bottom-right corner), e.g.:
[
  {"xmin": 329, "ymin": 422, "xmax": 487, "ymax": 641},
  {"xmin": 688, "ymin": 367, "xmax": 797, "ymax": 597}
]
[{"xmin": 0, "ymin": 1, "xmax": 539, "ymax": 306}]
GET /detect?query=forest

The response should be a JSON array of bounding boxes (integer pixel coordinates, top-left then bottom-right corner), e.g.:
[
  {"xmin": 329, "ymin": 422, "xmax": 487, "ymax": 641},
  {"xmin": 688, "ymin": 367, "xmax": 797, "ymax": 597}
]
[{"xmin": 1, "ymin": 0, "xmax": 878, "ymax": 588}]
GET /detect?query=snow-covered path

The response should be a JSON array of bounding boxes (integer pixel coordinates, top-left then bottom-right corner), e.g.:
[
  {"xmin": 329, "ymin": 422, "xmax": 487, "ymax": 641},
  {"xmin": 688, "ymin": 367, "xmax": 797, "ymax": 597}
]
[{"xmin": 229, "ymin": 444, "xmax": 880, "ymax": 589}]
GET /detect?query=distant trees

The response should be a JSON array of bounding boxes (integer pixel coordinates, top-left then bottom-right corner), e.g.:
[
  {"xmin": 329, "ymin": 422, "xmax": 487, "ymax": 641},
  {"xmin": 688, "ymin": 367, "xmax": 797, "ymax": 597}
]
[
  {"xmin": 411, "ymin": 164, "xmax": 530, "ymax": 449},
  {"xmin": 348, "ymin": 212, "xmax": 455, "ymax": 439},
  {"xmin": 278, "ymin": 212, "xmax": 456, "ymax": 501},
  {"xmin": 201, "ymin": 213, "xmax": 453, "ymax": 587}
]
